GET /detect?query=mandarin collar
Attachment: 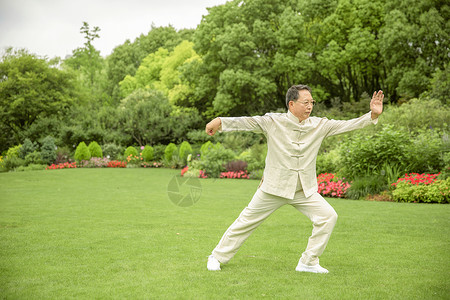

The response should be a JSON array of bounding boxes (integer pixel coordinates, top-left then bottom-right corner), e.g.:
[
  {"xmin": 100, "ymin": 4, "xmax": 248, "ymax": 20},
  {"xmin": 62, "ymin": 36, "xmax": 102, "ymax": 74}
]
[{"xmin": 287, "ymin": 110, "xmax": 309, "ymax": 125}]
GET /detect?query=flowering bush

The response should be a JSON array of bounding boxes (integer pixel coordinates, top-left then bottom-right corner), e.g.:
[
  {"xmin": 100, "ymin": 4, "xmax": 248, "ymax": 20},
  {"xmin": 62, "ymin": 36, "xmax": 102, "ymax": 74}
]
[
  {"xmin": 391, "ymin": 173, "xmax": 440, "ymax": 187},
  {"xmin": 79, "ymin": 157, "xmax": 110, "ymax": 168},
  {"xmin": 126, "ymin": 154, "xmax": 143, "ymax": 167},
  {"xmin": 391, "ymin": 173, "xmax": 448, "ymax": 203},
  {"xmin": 141, "ymin": 161, "xmax": 162, "ymax": 168},
  {"xmin": 317, "ymin": 173, "xmax": 351, "ymax": 198},
  {"xmin": 46, "ymin": 162, "xmax": 77, "ymax": 170},
  {"xmin": 180, "ymin": 166, "xmax": 208, "ymax": 178},
  {"xmin": 220, "ymin": 170, "xmax": 249, "ymax": 179},
  {"xmin": 107, "ymin": 160, "xmax": 127, "ymax": 168},
  {"xmin": 199, "ymin": 170, "xmax": 208, "ymax": 178},
  {"xmin": 181, "ymin": 166, "xmax": 189, "ymax": 176}
]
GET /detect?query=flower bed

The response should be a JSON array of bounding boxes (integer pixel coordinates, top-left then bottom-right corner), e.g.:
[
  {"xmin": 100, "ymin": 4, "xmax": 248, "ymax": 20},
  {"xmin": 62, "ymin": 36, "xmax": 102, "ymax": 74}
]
[
  {"xmin": 220, "ymin": 170, "xmax": 249, "ymax": 179},
  {"xmin": 317, "ymin": 173, "xmax": 351, "ymax": 198},
  {"xmin": 79, "ymin": 157, "xmax": 110, "ymax": 168},
  {"xmin": 391, "ymin": 173, "xmax": 440, "ymax": 187},
  {"xmin": 46, "ymin": 162, "xmax": 77, "ymax": 170},
  {"xmin": 180, "ymin": 166, "xmax": 208, "ymax": 178},
  {"xmin": 141, "ymin": 162, "xmax": 162, "ymax": 168},
  {"xmin": 391, "ymin": 173, "xmax": 448, "ymax": 203},
  {"xmin": 107, "ymin": 160, "xmax": 127, "ymax": 168}
]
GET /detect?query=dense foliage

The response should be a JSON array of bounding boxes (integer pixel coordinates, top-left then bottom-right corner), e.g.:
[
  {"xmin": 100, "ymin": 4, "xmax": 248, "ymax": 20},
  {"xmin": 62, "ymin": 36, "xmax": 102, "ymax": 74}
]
[{"xmin": 1, "ymin": 0, "xmax": 448, "ymax": 203}]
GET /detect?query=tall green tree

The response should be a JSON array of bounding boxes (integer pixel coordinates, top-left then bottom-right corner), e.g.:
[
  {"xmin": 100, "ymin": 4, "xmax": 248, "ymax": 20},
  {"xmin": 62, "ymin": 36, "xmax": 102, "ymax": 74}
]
[
  {"xmin": 311, "ymin": 0, "xmax": 385, "ymax": 103},
  {"xmin": 0, "ymin": 48, "xmax": 75, "ymax": 151},
  {"xmin": 106, "ymin": 25, "xmax": 194, "ymax": 104},
  {"xmin": 63, "ymin": 22, "xmax": 109, "ymax": 105},
  {"xmin": 119, "ymin": 40, "xmax": 201, "ymax": 106},
  {"xmin": 379, "ymin": 0, "xmax": 449, "ymax": 101},
  {"xmin": 192, "ymin": 0, "xmax": 299, "ymax": 117},
  {"xmin": 119, "ymin": 89, "xmax": 173, "ymax": 146}
]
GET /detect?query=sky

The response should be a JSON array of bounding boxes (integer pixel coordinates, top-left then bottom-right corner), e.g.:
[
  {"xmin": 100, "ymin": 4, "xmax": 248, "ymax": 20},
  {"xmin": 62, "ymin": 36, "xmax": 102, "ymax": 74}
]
[{"xmin": 0, "ymin": 0, "xmax": 228, "ymax": 59}]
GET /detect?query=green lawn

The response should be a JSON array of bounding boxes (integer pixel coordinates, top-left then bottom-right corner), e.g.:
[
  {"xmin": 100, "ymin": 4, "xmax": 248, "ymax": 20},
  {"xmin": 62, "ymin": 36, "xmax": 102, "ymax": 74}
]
[{"xmin": 0, "ymin": 168, "xmax": 449, "ymax": 299}]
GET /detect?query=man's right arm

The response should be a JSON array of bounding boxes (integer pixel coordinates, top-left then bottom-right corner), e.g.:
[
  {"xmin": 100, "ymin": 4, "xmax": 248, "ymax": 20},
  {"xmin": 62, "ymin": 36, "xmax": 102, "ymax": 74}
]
[{"xmin": 205, "ymin": 115, "xmax": 274, "ymax": 136}]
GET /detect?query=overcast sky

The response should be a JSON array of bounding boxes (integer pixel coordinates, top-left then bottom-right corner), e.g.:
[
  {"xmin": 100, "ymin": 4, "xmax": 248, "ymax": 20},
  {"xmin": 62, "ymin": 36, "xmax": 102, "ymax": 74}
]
[{"xmin": 0, "ymin": 0, "xmax": 228, "ymax": 59}]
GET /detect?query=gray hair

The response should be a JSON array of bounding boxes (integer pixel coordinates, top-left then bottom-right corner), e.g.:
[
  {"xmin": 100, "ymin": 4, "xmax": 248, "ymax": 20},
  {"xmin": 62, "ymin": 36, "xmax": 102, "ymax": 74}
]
[{"xmin": 285, "ymin": 84, "xmax": 312, "ymax": 108}]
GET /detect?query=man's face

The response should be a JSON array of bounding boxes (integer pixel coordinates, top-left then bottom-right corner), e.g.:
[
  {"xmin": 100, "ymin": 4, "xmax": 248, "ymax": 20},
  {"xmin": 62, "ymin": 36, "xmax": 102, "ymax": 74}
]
[{"xmin": 289, "ymin": 89, "xmax": 314, "ymax": 122}]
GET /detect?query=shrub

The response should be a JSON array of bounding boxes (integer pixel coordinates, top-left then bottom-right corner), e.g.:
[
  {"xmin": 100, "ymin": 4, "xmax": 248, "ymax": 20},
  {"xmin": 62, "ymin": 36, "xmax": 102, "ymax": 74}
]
[
  {"xmin": 124, "ymin": 146, "xmax": 138, "ymax": 158},
  {"xmin": 153, "ymin": 144, "xmax": 166, "ymax": 162},
  {"xmin": 186, "ymin": 129, "xmax": 212, "ymax": 144},
  {"xmin": 391, "ymin": 173, "xmax": 440, "ymax": 187},
  {"xmin": 178, "ymin": 141, "xmax": 193, "ymax": 165},
  {"xmin": 101, "ymin": 143, "xmax": 123, "ymax": 160},
  {"xmin": 392, "ymin": 177, "xmax": 449, "ymax": 203},
  {"xmin": 25, "ymin": 151, "xmax": 43, "ymax": 165},
  {"xmin": 200, "ymin": 141, "xmax": 214, "ymax": 158},
  {"xmin": 164, "ymin": 143, "xmax": 178, "ymax": 163},
  {"xmin": 6, "ymin": 145, "xmax": 22, "ymax": 159},
  {"xmin": 126, "ymin": 154, "xmax": 143, "ymax": 167},
  {"xmin": 249, "ymin": 169, "xmax": 264, "ymax": 179},
  {"xmin": 20, "ymin": 138, "xmax": 38, "ymax": 159},
  {"xmin": 14, "ymin": 164, "xmax": 47, "ymax": 172},
  {"xmin": 88, "ymin": 141, "xmax": 103, "ymax": 158},
  {"xmin": 316, "ymin": 148, "xmax": 341, "ymax": 175},
  {"xmin": 317, "ymin": 173, "xmax": 351, "ymax": 198},
  {"xmin": 199, "ymin": 143, "xmax": 235, "ymax": 177},
  {"xmin": 378, "ymin": 98, "xmax": 449, "ymax": 133},
  {"xmin": 74, "ymin": 142, "xmax": 91, "ymax": 161},
  {"xmin": 41, "ymin": 136, "xmax": 57, "ymax": 165},
  {"xmin": 245, "ymin": 143, "xmax": 267, "ymax": 173},
  {"xmin": 346, "ymin": 174, "xmax": 387, "ymax": 200},
  {"xmin": 3, "ymin": 156, "xmax": 25, "ymax": 171},
  {"xmin": 141, "ymin": 145, "xmax": 154, "ymax": 161},
  {"xmin": 339, "ymin": 125, "xmax": 412, "ymax": 179},
  {"xmin": 224, "ymin": 160, "xmax": 248, "ymax": 172},
  {"xmin": 183, "ymin": 157, "xmax": 204, "ymax": 178},
  {"xmin": 216, "ymin": 131, "xmax": 262, "ymax": 154},
  {"xmin": 405, "ymin": 130, "xmax": 447, "ymax": 174},
  {"xmin": 54, "ymin": 146, "xmax": 72, "ymax": 164}
]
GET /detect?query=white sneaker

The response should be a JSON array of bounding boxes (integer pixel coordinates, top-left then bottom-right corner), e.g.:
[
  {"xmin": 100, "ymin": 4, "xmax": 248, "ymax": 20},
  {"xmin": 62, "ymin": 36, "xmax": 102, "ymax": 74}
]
[
  {"xmin": 207, "ymin": 255, "xmax": 221, "ymax": 271},
  {"xmin": 295, "ymin": 262, "xmax": 329, "ymax": 274}
]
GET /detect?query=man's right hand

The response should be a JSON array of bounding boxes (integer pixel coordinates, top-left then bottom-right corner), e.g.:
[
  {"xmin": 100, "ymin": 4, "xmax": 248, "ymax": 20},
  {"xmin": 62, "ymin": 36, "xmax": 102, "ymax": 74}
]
[{"xmin": 205, "ymin": 118, "xmax": 221, "ymax": 136}]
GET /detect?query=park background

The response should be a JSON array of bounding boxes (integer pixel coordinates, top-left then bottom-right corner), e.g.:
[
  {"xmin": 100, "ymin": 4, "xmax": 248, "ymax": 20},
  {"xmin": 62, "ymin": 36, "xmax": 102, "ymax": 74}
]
[
  {"xmin": 1, "ymin": 0, "xmax": 448, "ymax": 201},
  {"xmin": 1, "ymin": 0, "xmax": 449, "ymax": 298}
]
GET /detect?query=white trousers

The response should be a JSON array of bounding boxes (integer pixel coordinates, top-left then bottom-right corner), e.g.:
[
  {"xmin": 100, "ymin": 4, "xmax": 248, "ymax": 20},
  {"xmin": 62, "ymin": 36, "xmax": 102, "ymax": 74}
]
[{"xmin": 212, "ymin": 188, "xmax": 338, "ymax": 266}]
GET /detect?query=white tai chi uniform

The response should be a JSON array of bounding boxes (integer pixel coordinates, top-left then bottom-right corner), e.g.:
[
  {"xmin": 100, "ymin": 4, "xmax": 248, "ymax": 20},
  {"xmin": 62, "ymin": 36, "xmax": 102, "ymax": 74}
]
[{"xmin": 212, "ymin": 111, "xmax": 377, "ymax": 265}]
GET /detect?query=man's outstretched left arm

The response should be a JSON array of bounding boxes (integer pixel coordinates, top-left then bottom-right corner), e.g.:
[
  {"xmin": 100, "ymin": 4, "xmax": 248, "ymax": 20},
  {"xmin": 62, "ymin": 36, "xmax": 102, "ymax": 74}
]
[{"xmin": 324, "ymin": 90, "xmax": 384, "ymax": 137}]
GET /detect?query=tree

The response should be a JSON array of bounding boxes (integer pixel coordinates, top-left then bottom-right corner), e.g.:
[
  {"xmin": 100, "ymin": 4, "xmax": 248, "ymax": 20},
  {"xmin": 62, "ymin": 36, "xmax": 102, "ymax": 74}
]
[
  {"xmin": 0, "ymin": 48, "xmax": 75, "ymax": 152},
  {"xmin": 106, "ymin": 25, "xmax": 194, "ymax": 104},
  {"xmin": 119, "ymin": 89, "xmax": 173, "ymax": 146},
  {"xmin": 63, "ymin": 22, "xmax": 109, "ymax": 105},
  {"xmin": 119, "ymin": 40, "xmax": 201, "ymax": 106},
  {"xmin": 379, "ymin": 0, "xmax": 449, "ymax": 101},
  {"xmin": 192, "ymin": 0, "xmax": 298, "ymax": 117}
]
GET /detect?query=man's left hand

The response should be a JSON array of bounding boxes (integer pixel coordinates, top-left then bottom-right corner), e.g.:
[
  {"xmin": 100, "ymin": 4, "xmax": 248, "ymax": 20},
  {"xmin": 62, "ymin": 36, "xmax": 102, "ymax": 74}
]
[{"xmin": 370, "ymin": 90, "xmax": 384, "ymax": 120}]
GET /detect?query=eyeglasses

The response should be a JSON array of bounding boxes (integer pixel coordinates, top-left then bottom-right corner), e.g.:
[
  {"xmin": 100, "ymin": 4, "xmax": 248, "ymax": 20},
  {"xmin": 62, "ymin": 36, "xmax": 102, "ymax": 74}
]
[{"xmin": 298, "ymin": 100, "xmax": 316, "ymax": 107}]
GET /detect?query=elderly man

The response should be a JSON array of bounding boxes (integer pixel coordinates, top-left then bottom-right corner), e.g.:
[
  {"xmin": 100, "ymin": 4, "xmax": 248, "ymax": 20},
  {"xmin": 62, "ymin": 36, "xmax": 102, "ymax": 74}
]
[{"xmin": 205, "ymin": 84, "xmax": 384, "ymax": 273}]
